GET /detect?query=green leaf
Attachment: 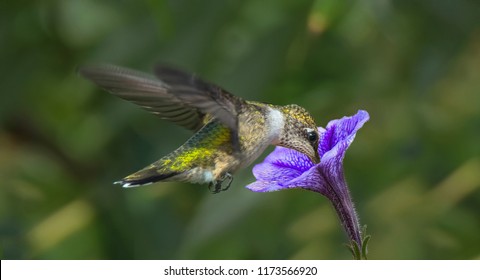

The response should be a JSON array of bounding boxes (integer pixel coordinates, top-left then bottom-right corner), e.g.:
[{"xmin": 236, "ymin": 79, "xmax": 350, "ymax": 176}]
[{"xmin": 362, "ymin": 235, "xmax": 371, "ymax": 260}]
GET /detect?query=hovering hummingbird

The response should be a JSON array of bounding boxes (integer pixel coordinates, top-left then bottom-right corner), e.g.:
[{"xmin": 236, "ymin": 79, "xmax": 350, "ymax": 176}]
[{"xmin": 79, "ymin": 64, "xmax": 320, "ymax": 193}]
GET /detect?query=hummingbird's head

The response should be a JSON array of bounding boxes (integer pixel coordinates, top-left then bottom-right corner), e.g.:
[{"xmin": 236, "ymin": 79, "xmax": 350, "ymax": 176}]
[{"xmin": 277, "ymin": 104, "xmax": 320, "ymax": 164}]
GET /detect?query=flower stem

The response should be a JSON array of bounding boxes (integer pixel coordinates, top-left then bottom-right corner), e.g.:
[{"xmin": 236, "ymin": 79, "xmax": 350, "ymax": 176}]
[{"xmin": 326, "ymin": 179, "xmax": 362, "ymax": 248}]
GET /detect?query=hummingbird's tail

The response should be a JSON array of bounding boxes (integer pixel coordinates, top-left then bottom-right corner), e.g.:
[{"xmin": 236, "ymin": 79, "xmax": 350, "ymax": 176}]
[{"xmin": 114, "ymin": 166, "xmax": 178, "ymax": 188}]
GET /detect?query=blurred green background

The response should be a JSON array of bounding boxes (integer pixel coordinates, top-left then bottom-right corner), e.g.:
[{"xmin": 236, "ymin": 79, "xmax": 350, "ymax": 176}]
[{"xmin": 1, "ymin": 0, "xmax": 479, "ymax": 260}]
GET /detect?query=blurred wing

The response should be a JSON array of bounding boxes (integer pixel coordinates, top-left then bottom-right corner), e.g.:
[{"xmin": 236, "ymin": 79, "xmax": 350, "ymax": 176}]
[
  {"xmin": 78, "ymin": 64, "xmax": 206, "ymax": 131},
  {"xmin": 154, "ymin": 65, "xmax": 244, "ymax": 136}
]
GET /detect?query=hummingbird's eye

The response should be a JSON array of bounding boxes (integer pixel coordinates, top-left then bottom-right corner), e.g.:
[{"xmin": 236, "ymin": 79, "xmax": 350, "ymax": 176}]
[{"xmin": 306, "ymin": 130, "xmax": 318, "ymax": 143}]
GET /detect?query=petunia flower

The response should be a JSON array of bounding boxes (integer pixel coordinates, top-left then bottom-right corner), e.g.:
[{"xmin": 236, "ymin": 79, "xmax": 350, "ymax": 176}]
[{"xmin": 247, "ymin": 110, "xmax": 370, "ymax": 259}]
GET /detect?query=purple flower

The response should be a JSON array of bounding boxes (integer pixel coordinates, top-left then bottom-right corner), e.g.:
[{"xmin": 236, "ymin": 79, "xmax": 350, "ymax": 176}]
[{"xmin": 247, "ymin": 110, "xmax": 370, "ymax": 255}]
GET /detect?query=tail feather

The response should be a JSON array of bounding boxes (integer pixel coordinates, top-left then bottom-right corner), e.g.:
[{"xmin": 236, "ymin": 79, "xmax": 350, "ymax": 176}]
[{"xmin": 115, "ymin": 167, "xmax": 178, "ymax": 188}]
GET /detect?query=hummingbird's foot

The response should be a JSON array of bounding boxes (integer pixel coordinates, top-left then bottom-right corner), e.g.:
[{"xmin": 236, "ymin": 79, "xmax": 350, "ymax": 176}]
[
  {"xmin": 208, "ymin": 181, "xmax": 223, "ymax": 194},
  {"xmin": 220, "ymin": 173, "xmax": 233, "ymax": 191},
  {"xmin": 208, "ymin": 173, "xmax": 234, "ymax": 194}
]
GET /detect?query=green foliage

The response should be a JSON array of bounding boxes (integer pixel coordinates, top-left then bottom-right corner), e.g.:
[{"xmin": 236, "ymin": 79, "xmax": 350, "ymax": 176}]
[
  {"xmin": 346, "ymin": 225, "xmax": 370, "ymax": 260},
  {"xmin": 1, "ymin": 0, "xmax": 479, "ymax": 259}
]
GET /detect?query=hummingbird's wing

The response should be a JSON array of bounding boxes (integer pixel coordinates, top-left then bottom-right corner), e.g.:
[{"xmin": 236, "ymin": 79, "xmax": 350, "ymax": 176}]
[
  {"xmin": 154, "ymin": 65, "xmax": 245, "ymax": 151},
  {"xmin": 78, "ymin": 64, "xmax": 207, "ymax": 131}
]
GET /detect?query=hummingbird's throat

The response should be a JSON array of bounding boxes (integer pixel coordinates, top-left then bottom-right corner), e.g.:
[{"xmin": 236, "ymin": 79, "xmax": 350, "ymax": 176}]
[{"xmin": 265, "ymin": 108, "xmax": 285, "ymax": 145}]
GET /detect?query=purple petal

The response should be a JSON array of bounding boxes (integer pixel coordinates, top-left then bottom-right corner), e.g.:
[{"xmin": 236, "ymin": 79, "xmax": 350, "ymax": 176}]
[
  {"xmin": 263, "ymin": 146, "xmax": 314, "ymax": 173},
  {"xmin": 246, "ymin": 180, "xmax": 284, "ymax": 192},
  {"xmin": 319, "ymin": 110, "xmax": 369, "ymax": 157},
  {"xmin": 251, "ymin": 162, "xmax": 303, "ymax": 184},
  {"xmin": 247, "ymin": 166, "xmax": 326, "ymax": 194},
  {"xmin": 283, "ymin": 167, "xmax": 329, "ymax": 195},
  {"xmin": 319, "ymin": 110, "xmax": 369, "ymax": 187}
]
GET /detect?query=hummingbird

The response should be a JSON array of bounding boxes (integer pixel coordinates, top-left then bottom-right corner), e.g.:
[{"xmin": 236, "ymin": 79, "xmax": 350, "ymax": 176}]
[{"xmin": 79, "ymin": 64, "xmax": 320, "ymax": 193}]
